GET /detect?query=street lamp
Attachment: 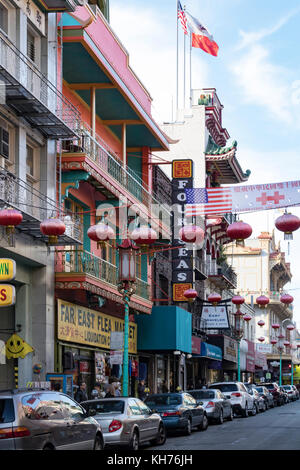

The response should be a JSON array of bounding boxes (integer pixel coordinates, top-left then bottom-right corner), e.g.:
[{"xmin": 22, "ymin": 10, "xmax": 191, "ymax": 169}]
[
  {"xmin": 233, "ymin": 309, "xmax": 244, "ymax": 382},
  {"xmin": 117, "ymin": 239, "xmax": 138, "ymax": 397},
  {"xmin": 272, "ymin": 319, "xmax": 295, "ymax": 386}
]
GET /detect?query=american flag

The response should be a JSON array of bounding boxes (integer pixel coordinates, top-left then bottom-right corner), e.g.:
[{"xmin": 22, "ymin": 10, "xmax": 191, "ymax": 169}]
[
  {"xmin": 178, "ymin": 1, "xmax": 188, "ymax": 35},
  {"xmin": 185, "ymin": 187, "xmax": 233, "ymax": 216}
]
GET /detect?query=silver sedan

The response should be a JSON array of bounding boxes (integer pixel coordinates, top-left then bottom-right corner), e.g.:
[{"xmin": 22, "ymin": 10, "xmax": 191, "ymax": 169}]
[
  {"xmin": 81, "ymin": 397, "xmax": 166, "ymax": 450},
  {"xmin": 188, "ymin": 389, "xmax": 233, "ymax": 424}
]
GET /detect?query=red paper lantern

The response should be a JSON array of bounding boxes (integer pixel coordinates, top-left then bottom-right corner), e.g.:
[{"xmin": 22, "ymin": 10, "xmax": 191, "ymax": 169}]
[
  {"xmin": 0, "ymin": 207, "xmax": 23, "ymax": 233},
  {"xmin": 270, "ymin": 339, "xmax": 277, "ymax": 345},
  {"xmin": 280, "ymin": 293, "xmax": 294, "ymax": 305},
  {"xmin": 256, "ymin": 295, "xmax": 269, "ymax": 308},
  {"xmin": 275, "ymin": 212, "xmax": 300, "ymax": 240},
  {"xmin": 179, "ymin": 225, "xmax": 204, "ymax": 244},
  {"xmin": 272, "ymin": 323, "xmax": 280, "ymax": 330},
  {"xmin": 131, "ymin": 226, "xmax": 157, "ymax": 248},
  {"xmin": 40, "ymin": 217, "xmax": 66, "ymax": 244},
  {"xmin": 207, "ymin": 292, "xmax": 222, "ymax": 306},
  {"xmin": 183, "ymin": 288, "xmax": 197, "ymax": 303},
  {"xmin": 232, "ymin": 295, "xmax": 245, "ymax": 306},
  {"xmin": 226, "ymin": 221, "xmax": 252, "ymax": 245},
  {"xmin": 243, "ymin": 313, "xmax": 252, "ymax": 322},
  {"xmin": 258, "ymin": 337, "xmax": 265, "ymax": 342},
  {"xmin": 257, "ymin": 320, "xmax": 265, "ymax": 327},
  {"xmin": 278, "ymin": 333, "xmax": 285, "ymax": 340},
  {"xmin": 283, "ymin": 341, "xmax": 290, "ymax": 347},
  {"xmin": 87, "ymin": 223, "xmax": 115, "ymax": 247},
  {"xmin": 286, "ymin": 325, "xmax": 295, "ymax": 331}
]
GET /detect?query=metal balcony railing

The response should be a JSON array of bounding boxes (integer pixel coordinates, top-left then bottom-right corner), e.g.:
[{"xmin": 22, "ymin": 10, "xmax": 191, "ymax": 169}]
[
  {"xmin": 0, "ymin": 31, "xmax": 80, "ymax": 138},
  {"xmin": 0, "ymin": 167, "xmax": 82, "ymax": 244},
  {"xmin": 55, "ymin": 248, "xmax": 150, "ymax": 301},
  {"xmin": 64, "ymin": 124, "xmax": 171, "ymax": 227}
]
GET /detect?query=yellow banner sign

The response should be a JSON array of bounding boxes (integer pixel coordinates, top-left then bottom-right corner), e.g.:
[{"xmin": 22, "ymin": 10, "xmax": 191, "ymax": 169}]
[
  {"xmin": 0, "ymin": 285, "xmax": 16, "ymax": 307},
  {"xmin": 57, "ymin": 299, "xmax": 137, "ymax": 354},
  {"xmin": 0, "ymin": 259, "xmax": 16, "ymax": 281}
]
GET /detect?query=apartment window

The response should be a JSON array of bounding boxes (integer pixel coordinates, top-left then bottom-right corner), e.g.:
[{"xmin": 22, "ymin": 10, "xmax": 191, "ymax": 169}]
[
  {"xmin": 27, "ymin": 30, "xmax": 36, "ymax": 62},
  {"xmin": 0, "ymin": 3, "xmax": 8, "ymax": 34},
  {"xmin": 26, "ymin": 145, "xmax": 34, "ymax": 177}
]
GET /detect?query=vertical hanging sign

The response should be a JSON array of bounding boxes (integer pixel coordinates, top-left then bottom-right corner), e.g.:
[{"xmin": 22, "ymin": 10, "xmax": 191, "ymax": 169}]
[{"xmin": 171, "ymin": 160, "xmax": 194, "ymax": 302}]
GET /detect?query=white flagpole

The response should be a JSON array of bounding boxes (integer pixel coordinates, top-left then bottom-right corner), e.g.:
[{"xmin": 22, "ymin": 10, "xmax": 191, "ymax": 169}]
[
  {"xmin": 176, "ymin": 0, "xmax": 179, "ymax": 113},
  {"xmin": 183, "ymin": 5, "xmax": 186, "ymax": 109},
  {"xmin": 189, "ymin": 29, "xmax": 192, "ymax": 107}
]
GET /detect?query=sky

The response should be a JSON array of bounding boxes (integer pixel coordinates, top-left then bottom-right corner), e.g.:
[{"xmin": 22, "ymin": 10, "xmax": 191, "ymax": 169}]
[{"xmin": 109, "ymin": 0, "xmax": 300, "ymax": 327}]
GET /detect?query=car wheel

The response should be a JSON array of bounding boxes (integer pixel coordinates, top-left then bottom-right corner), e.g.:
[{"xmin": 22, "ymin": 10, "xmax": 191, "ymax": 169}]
[
  {"xmin": 227, "ymin": 407, "xmax": 234, "ymax": 421},
  {"xmin": 150, "ymin": 424, "xmax": 166, "ymax": 446},
  {"xmin": 184, "ymin": 417, "xmax": 192, "ymax": 435},
  {"xmin": 242, "ymin": 403, "xmax": 249, "ymax": 418},
  {"xmin": 262, "ymin": 402, "xmax": 266, "ymax": 412},
  {"xmin": 93, "ymin": 435, "xmax": 104, "ymax": 451},
  {"xmin": 198, "ymin": 413, "xmax": 208, "ymax": 431},
  {"xmin": 129, "ymin": 430, "xmax": 139, "ymax": 451},
  {"xmin": 251, "ymin": 404, "xmax": 257, "ymax": 416},
  {"xmin": 43, "ymin": 444, "xmax": 55, "ymax": 450},
  {"xmin": 217, "ymin": 409, "xmax": 224, "ymax": 425}
]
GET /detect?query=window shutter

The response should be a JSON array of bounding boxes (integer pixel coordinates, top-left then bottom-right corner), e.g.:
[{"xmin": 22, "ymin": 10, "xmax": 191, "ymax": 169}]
[
  {"xmin": 0, "ymin": 127, "xmax": 9, "ymax": 159},
  {"xmin": 27, "ymin": 32, "xmax": 35, "ymax": 62}
]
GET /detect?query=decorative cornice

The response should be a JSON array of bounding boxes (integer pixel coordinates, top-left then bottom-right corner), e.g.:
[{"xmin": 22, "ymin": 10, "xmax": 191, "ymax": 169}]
[{"xmin": 55, "ymin": 280, "xmax": 152, "ymax": 314}]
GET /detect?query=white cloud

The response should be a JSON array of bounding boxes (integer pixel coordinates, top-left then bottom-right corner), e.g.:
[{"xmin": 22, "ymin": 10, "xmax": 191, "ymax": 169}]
[
  {"xmin": 237, "ymin": 8, "xmax": 300, "ymax": 50},
  {"xmin": 110, "ymin": 2, "xmax": 210, "ymax": 123},
  {"xmin": 231, "ymin": 44, "xmax": 295, "ymax": 125}
]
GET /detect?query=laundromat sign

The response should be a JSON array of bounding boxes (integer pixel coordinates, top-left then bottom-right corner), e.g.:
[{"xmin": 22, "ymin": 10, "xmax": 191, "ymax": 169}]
[{"xmin": 57, "ymin": 299, "xmax": 137, "ymax": 354}]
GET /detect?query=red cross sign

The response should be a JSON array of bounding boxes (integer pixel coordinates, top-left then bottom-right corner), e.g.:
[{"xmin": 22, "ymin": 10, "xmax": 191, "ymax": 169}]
[{"xmin": 256, "ymin": 191, "xmax": 285, "ymax": 206}]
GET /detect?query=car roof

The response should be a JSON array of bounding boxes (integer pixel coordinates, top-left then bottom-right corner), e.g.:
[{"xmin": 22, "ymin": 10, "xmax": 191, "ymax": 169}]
[{"xmin": 81, "ymin": 398, "xmax": 128, "ymax": 404}]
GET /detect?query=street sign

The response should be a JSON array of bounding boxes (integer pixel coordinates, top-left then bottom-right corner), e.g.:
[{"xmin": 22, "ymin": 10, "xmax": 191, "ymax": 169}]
[
  {"xmin": 0, "ymin": 259, "xmax": 16, "ymax": 282},
  {"xmin": 0, "ymin": 284, "xmax": 16, "ymax": 307}
]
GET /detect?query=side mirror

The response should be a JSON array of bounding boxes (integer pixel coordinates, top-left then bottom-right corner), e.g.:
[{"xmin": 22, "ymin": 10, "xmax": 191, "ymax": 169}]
[
  {"xmin": 196, "ymin": 400, "xmax": 203, "ymax": 406},
  {"xmin": 87, "ymin": 408, "xmax": 97, "ymax": 417}
]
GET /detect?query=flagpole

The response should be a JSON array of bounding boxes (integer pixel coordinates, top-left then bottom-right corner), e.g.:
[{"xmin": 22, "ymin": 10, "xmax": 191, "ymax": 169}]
[
  {"xmin": 183, "ymin": 5, "xmax": 186, "ymax": 109},
  {"xmin": 176, "ymin": 0, "xmax": 179, "ymax": 113},
  {"xmin": 189, "ymin": 29, "xmax": 192, "ymax": 107}
]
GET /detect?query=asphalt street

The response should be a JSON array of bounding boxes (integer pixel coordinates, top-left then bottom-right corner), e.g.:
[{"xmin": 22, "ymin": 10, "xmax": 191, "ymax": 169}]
[{"xmin": 149, "ymin": 399, "xmax": 300, "ymax": 450}]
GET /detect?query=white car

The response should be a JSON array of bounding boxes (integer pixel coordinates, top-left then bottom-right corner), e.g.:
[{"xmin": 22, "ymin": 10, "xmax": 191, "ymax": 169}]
[
  {"xmin": 208, "ymin": 382, "xmax": 256, "ymax": 418},
  {"xmin": 282, "ymin": 385, "xmax": 297, "ymax": 401}
]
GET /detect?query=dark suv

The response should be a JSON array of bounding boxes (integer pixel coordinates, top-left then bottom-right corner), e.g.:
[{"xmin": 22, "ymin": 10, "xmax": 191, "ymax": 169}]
[
  {"xmin": 260, "ymin": 383, "xmax": 284, "ymax": 407},
  {"xmin": 0, "ymin": 389, "xmax": 104, "ymax": 450}
]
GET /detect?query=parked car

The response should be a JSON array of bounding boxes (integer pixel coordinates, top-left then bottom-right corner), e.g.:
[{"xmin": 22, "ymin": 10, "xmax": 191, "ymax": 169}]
[
  {"xmin": 81, "ymin": 397, "xmax": 166, "ymax": 450},
  {"xmin": 0, "ymin": 389, "xmax": 104, "ymax": 450},
  {"xmin": 244, "ymin": 384, "xmax": 266, "ymax": 412},
  {"xmin": 188, "ymin": 389, "xmax": 233, "ymax": 424},
  {"xmin": 144, "ymin": 392, "xmax": 208, "ymax": 435},
  {"xmin": 253, "ymin": 386, "xmax": 275, "ymax": 409},
  {"xmin": 291, "ymin": 385, "xmax": 299, "ymax": 400},
  {"xmin": 281, "ymin": 385, "xmax": 297, "ymax": 402},
  {"xmin": 208, "ymin": 382, "xmax": 256, "ymax": 418},
  {"xmin": 260, "ymin": 383, "xmax": 285, "ymax": 406},
  {"xmin": 279, "ymin": 386, "xmax": 289, "ymax": 404}
]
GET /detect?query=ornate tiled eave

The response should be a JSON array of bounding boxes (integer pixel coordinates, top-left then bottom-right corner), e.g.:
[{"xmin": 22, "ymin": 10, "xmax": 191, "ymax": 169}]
[
  {"xmin": 55, "ymin": 278, "xmax": 152, "ymax": 315},
  {"xmin": 205, "ymin": 137, "xmax": 251, "ymax": 185}
]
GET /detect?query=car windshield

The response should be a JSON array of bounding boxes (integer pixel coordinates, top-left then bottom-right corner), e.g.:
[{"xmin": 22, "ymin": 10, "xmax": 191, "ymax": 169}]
[
  {"xmin": 145, "ymin": 395, "xmax": 182, "ymax": 407},
  {"xmin": 209, "ymin": 384, "xmax": 238, "ymax": 393},
  {"xmin": 82, "ymin": 400, "xmax": 125, "ymax": 414},
  {"xmin": 255, "ymin": 387, "xmax": 263, "ymax": 393},
  {"xmin": 282, "ymin": 386, "xmax": 291, "ymax": 390},
  {"xmin": 0, "ymin": 399, "xmax": 15, "ymax": 423},
  {"xmin": 189, "ymin": 390, "xmax": 216, "ymax": 399},
  {"xmin": 263, "ymin": 384, "xmax": 275, "ymax": 390}
]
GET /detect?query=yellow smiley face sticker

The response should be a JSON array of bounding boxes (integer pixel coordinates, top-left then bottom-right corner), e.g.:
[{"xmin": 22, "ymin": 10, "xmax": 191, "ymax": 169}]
[{"xmin": 5, "ymin": 334, "xmax": 34, "ymax": 359}]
